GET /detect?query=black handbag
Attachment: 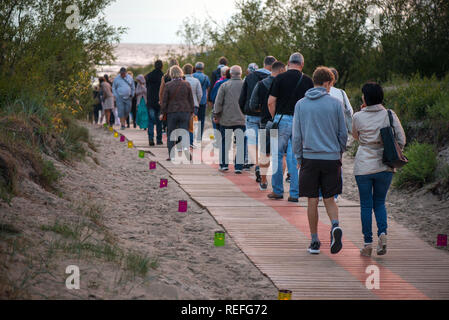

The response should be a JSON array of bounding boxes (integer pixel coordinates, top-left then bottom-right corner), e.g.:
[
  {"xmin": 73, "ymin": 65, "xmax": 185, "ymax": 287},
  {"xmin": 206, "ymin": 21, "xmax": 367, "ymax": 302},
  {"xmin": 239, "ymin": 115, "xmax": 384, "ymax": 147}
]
[{"xmin": 380, "ymin": 110, "xmax": 408, "ymax": 168}]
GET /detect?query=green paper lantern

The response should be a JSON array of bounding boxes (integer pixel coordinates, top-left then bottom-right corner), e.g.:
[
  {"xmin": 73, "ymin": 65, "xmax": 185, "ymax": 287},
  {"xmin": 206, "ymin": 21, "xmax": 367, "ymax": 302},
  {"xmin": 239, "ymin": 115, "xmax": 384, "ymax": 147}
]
[{"xmin": 214, "ymin": 231, "xmax": 225, "ymax": 247}]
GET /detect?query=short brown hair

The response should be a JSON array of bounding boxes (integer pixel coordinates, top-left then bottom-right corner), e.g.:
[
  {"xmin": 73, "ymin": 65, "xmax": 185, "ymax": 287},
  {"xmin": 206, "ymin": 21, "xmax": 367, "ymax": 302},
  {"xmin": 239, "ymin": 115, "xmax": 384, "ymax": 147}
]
[
  {"xmin": 183, "ymin": 63, "xmax": 194, "ymax": 75},
  {"xmin": 219, "ymin": 56, "xmax": 228, "ymax": 66},
  {"xmin": 312, "ymin": 66, "xmax": 335, "ymax": 86},
  {"xmin": 271, "ymin": 61, "xmax": 285, "ymax": 73},
  {"xmin": 170, "ymin": 65, "xmax": 184, "ymax": 79}
]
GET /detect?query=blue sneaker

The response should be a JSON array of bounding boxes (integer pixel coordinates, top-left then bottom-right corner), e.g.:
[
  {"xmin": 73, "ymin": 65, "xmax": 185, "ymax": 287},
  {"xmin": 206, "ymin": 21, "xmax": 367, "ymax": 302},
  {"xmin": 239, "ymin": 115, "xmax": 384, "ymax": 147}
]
[
  {"xmin": 308, "ymin": 241, "xmax": 321, "ymax": 254},
  {"xmin": 330, "ymin": 226, "xmax": 343, "ymax": 254}
]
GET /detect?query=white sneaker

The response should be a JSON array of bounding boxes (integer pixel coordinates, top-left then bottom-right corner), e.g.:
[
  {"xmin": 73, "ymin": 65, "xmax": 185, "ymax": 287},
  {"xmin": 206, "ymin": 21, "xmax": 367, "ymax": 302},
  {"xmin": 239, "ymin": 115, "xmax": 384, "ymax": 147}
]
[{"xmin": 377, "ymin": 234, "xmax": 387, "ymax": 255}]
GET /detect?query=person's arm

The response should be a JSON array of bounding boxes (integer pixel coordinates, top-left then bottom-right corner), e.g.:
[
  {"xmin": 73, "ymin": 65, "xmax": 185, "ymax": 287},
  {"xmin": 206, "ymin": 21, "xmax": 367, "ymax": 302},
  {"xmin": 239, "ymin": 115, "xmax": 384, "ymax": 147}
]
[
  {"xmin": 196, "ymin": 81, "xmax": 203, "ymax": 106},
  {"xmin": 112, "ymin": 80, "xmax": 117, "ymax": 97},
  {"xmin": 391, "ymin": 110, "xmax": 406, "ymax": 149},
  {"xmin": 238, "ymin": 79, "xmax": 248, "ymax": 113},
  {"xmin": 343, "ymin": 90, "xmax": 354, "ymax": 116},
  {"xmin": 268, "ymin": 95, "xmax": 277, "ymax": 117},
  {"xmin": 352, "ymin": 116, "xmax": 359, "ymax": 141},
  {"xmin": 337, "ymin": 101, "xmax": 348, "ymax": 152},
  {"xmin": 130, "ymin": 77, "xmax": 135, "ymax": 97},
  {"xmin": 292, "ymin": 101, "xmax": 303, "ymax": 166},
  {"xmin": 213, "ymin": 84, "xmax": 225, "ymax": 120},
  {"xmin": 159, "ymin": 77, "xmax": 166, "ymax": 104},
  {"xmin": 160, "ymin": 84, "xmax": 169, "ymax": 114},
  {"xmin": 187, "ymin": 83, "xmax": 195, "ymax": 113}
]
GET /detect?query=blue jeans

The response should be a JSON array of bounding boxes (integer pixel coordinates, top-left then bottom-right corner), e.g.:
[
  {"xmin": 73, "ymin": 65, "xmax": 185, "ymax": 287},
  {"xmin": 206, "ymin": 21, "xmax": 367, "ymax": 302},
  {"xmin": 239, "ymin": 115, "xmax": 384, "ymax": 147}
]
[
  {"xmin": 355, "ymin": 171, "xmax": 393, "ymax": 244},
  {"xmin": 272, "ymin": 115, "xmax": 299, "ymax": 198},
  {"xmin": 147, "ymin": 108, "xmax": 163, "ymax": 143},
  {"xmin": 219, "ymin": 125, "xmax": 245, "ymax": 171}
]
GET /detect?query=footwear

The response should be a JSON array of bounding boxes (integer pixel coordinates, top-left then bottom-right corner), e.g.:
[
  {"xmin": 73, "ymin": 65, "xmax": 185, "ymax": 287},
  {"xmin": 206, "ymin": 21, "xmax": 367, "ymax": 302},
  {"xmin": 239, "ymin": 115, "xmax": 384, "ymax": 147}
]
[
  {"xmin": 255, "ymin": 169, "xmax": 261, "ymax": 183},
  {"xmin": 308, "ymin": 241, "xmax": 321, "ymax": 254},
  {"xmin": 377, "ymin": 233, "xmax": 387, "ymax": 255},
  {"xmin": 157, "ymin": 141, "xmax": 163, "ymax": 145},
  {"xmin": 330, "ymin": 226, "xmax": 343, "ymax": 254},
  {"xmin": 267, "ymin": 192, "xmax": 283, "ymax": 200},
  {"xmin": 259, "ymin": 183, "xmax": 268, "ymax": 191},
  {"xmin": 243, "ymin": 164, "xmax": 252, "ymax": 171},
  {"xmin": 133, "ymin": 123, "xmax": 136, "ymax": 128},
  {"xmin": 235, "ymin": 170, "xmax": 242, "ymax": 174},
  {"xmin": 360, "ymin": 244, "xmax": 373, "ymax": 257},
  {"xmin": 286, "ymin": 173, "xmax": 291, "ymax": 183},
  {"xmin": 121, "ymin": 126, "xmax": 126, "ymax": 130},
  {"xmin": 288, "ymin": 197, "xmax": 299, "ymax": 203},
  {"xmin": 149, "ymin": 141, "xmax": 155, "ymax": 146},
  {"xmin": 219, "ymin": 167, "xmax": 229, "ymax": 172}
]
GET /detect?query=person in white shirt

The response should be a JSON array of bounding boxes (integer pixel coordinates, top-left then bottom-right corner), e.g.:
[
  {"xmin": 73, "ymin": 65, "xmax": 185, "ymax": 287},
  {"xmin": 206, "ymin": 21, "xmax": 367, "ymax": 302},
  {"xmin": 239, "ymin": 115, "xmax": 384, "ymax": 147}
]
[{"xmin": 329, "ymin": 68, "xmax": 354, "ymax": 134}]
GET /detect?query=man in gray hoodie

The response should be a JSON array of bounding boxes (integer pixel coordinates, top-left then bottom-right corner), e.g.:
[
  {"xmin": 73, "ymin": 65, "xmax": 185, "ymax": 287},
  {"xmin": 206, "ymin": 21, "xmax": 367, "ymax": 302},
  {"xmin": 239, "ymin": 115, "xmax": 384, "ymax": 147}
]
[{"xmin": 292, "ymin": 66, "xmax": 347, "ymax": 255}]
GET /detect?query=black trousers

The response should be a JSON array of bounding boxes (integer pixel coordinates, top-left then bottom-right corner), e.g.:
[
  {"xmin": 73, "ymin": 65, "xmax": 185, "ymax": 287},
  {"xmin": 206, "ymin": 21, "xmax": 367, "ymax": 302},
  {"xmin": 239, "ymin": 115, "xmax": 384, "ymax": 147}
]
[{"xmin": 167, "ymin": 112, "xmax": 191, "ymax": 158}]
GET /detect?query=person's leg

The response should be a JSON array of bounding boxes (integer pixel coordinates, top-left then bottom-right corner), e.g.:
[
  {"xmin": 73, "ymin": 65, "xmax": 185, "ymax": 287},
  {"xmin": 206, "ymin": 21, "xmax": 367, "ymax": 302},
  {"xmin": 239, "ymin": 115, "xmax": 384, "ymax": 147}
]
[
  {"xmin": 355, "ymin": 174, "xmax": 375, "ymax": 244},
  {"xmin": 197, "ymin": 104, "xmax": 206, "ymax": 141},
  {"xmin": 155, "ymin": 109, "xmax": 163, "ymax": 144},
  {"xmin": 270, "ymin": 116, "xmax": 289, "ymax": 197},
  {"xmin": 147, "ymin": 108, "xmax": 155, "ymax": 143},
  {"xmin": 219, "ymin": 126, "xmax": 228, "ymax": 169},
  {"xmin": 234, "ymin": 125, "xmax": 246, "ymax": 171},
  {"xmin": 308, "ymin": 198, "xmax": 320, "ymax": 235},
  {"xmin": 286, "ymin": 139, "xmax": 299, "ymax": 199},
  {"xmin": 105, "ymin": 110, "xmax": 111, "ymax": 125},
  {"xmin": 166, "ymin": 113, "xmax": 176, "ymax": 158},
  {"xmin": 372, "ymin": 172, "xmax": 393, "ymax": 256}
]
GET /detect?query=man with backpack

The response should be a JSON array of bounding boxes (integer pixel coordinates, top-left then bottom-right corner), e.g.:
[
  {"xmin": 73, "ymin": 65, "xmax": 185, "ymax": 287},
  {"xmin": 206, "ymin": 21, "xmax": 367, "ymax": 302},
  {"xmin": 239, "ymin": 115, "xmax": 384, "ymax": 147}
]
[
  {"xmin": 193, "ymin": 62, "xmax": 211, "ymax": 142},
  {"xmin": 239, "ymin": 56, "xmax": 276, "ymax": 182},
  {"xmin": 249, "ymin": 61, "xmax": 286, "ymax": 190},
  {"xmin": 267, "ymin": 53, "xmax": 314, "ymax": 202}
]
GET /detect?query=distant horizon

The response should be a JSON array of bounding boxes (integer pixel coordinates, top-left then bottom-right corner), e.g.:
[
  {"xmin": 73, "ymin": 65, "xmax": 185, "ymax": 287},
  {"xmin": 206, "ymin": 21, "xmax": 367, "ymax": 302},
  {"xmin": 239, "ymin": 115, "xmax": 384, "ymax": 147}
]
[{"xmin": 104, "ymin": 0, "xmax": 235, "ymax": 44}]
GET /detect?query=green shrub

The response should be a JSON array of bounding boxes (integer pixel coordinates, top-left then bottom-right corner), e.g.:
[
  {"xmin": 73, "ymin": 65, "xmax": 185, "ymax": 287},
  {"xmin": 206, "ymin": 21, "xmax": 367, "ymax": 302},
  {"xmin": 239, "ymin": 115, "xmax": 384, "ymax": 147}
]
[
  {"xmin": 394, "ymin": 142, "xmax": 437, "ymax": 188},
  {"xmin": 384, "ymin": 74, "xmax": 449, "ymax": 122}
]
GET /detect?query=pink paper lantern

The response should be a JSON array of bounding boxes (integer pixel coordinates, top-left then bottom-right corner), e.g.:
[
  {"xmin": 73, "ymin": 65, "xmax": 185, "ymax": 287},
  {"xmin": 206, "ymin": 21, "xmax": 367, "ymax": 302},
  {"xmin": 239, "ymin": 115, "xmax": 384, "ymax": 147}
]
[
  {"xmin": 178, "ymin": 201, "xmax": 188, "ymax": 212},
  {"xmin": 437, "ymin": 234, "xmax": 448, "ymax": 247},
  {"xmin": 120, "ymin": 135, "xmax": 125, "ymax": 142},
  {"xmin": 160, "ymin": 179, "xmax": 168, "ymax": 188},
  {"xmin": 149, "ymin": 161, "xmax": 156, "ymax": 170}
]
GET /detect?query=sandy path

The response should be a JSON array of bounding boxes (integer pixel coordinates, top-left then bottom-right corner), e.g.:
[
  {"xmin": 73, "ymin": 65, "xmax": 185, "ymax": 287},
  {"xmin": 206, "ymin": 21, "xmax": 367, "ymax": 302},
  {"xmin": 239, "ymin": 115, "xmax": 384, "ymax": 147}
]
[{"xmin": 0, "ymin": 123, "xmax": 276, "ymax": 299}]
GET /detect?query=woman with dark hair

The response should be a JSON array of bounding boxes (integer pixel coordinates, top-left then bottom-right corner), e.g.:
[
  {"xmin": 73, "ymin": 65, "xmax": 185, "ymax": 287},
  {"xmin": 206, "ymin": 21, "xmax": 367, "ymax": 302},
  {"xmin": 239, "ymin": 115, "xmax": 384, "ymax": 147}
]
[{"xmin": 352, "ymin": 82, "xmax": 406, "ymax": 257}]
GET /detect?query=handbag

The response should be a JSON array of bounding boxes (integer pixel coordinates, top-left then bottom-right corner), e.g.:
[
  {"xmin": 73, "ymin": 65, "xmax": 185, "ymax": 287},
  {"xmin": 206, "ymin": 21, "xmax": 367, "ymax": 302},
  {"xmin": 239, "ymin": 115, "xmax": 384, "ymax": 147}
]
[{"xmin": 380, "ymin": 110, "xmax": 408, "ymax": 168}]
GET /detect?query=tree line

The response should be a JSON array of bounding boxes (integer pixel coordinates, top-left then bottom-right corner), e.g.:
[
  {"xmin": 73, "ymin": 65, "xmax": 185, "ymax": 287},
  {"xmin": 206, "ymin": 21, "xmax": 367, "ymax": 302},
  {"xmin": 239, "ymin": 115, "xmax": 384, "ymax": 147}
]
[{"xmin": 177, "ymin": 0, "xmax": 449, "ymax": 88}]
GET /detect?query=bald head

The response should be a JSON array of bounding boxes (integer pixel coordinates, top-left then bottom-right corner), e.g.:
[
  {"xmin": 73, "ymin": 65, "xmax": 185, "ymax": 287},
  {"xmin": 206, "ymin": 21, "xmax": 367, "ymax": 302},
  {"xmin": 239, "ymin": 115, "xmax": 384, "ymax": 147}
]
[{"xmin": 230, "ymin": 65, "xmax": 242, "ymax": 78}]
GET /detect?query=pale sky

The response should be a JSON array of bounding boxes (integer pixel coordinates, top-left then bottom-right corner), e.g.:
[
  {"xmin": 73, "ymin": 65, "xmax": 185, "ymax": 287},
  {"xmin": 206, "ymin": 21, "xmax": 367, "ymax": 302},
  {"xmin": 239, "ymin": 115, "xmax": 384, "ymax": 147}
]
[{"xmin": 103, "ymin": 0, "xmax": 237, "ymax": 44}]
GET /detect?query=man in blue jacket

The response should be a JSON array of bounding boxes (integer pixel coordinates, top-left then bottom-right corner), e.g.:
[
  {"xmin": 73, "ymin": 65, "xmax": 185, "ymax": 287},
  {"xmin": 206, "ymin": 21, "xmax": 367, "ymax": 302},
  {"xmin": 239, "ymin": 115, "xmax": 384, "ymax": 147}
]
[
  {"xmin": 292, "ymin": 66, "xmax": 347, "ymax": 256},
  {"xmin": 112, "ymin": 67, "xmax": 135, "ymax": 130}
]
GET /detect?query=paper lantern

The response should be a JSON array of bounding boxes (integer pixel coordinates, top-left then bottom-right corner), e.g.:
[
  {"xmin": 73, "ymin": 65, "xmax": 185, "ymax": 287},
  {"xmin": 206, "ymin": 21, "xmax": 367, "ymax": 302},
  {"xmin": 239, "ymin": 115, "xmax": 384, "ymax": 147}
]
[
  {"xmin": 178, "ymin": 200, "xmax": 188, "ymax": 212},
  {"xmin": 103, "ymin": 123, "xmax": 108, "ymax": 128},
  {"xmin": 214, "ymin": 231, "xmax": 225, "ymax": 247},
  {"xmin": 114, "ymin": 131, "xmax": 119, "ymax": 138},
  {"xmin": 160, "ymin": 179, "xmax": 168, "ymax": 188},
  {"xmin": 120, "ymin": 135, "xmax": 125, "ymax": 142},
  {"xmin": 210, "ymin": 135, "xmax": 214, "ymax": 140},
  {"xmin": 128, "ymin": 141, "xmax": 133, "ymax": 148},
  {"xmin": 109, "ymin": 126, "xmax": 113, "ymax": 132},
  {"xmin": 149, "ymin": 161, "xmax": 156, "ymax": 170},
  {"xmin": 278, "ymin": 290, "xmax": 292, "ymax": 300},
  {"xmin": 139, "ymin": 150, "xmax": 145, "ymax": 158},
  {"xmin": 437, "ymin": 234, "xmax": 448, "ymax": 247}
]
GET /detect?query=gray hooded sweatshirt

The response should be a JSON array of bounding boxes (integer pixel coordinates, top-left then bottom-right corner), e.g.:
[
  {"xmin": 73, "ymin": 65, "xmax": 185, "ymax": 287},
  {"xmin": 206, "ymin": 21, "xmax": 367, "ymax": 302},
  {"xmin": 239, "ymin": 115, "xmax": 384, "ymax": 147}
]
[{"xmin": 292, "ymin": 87, "xmax": 348, "ymax": 164}]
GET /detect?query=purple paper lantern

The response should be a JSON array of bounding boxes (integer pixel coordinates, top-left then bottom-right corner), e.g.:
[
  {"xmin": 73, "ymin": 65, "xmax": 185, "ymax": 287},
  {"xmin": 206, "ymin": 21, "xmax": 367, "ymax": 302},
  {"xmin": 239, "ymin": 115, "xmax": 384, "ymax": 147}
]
[{"xmin": 178, "ymin": 200, "xmax": 188, "ymax": 212}]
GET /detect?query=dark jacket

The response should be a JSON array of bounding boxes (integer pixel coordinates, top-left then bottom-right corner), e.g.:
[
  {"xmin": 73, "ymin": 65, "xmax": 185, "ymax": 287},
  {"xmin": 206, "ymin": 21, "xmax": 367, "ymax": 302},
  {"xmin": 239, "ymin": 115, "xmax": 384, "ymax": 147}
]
[
  {"xmin": 161, "ymin": 80, "xmax": 195, "ymax": 114},
  {"xmin": 239, "ymin": 70, "xmax": 270, "ymax": 116},
  {"xmin": 249, "ymin": 76, "xmax": 275, "ymax": 127},
  {"xmin": 208, "ymin": 66, "xmax": 223, "ymax": 102},
  {"xmin": 145, "ymin": 68, "xmax": 164, "ymax": 110}
]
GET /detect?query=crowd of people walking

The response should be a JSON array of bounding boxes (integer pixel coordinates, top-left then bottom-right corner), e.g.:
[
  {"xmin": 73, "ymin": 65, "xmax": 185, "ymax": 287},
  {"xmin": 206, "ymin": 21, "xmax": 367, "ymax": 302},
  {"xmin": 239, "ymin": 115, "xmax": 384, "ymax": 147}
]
[{"xmin": 92, "ymin": 52, "xmax": 406, "ymax": 257}]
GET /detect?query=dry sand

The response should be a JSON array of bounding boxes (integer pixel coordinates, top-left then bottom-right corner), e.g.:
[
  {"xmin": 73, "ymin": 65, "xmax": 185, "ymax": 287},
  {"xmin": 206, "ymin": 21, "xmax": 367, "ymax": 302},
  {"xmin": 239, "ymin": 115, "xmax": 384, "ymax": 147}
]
[{"xmin": 0, "ymin": 123, "xmax": 276, "ymax": 299}]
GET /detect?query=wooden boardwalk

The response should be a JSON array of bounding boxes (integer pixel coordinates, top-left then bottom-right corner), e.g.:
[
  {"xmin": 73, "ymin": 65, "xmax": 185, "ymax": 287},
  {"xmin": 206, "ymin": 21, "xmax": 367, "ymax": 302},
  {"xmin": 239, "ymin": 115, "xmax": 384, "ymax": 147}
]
[{"xmin": 118, "ymin": 127, "xmax": 449, "ymax": 300}]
